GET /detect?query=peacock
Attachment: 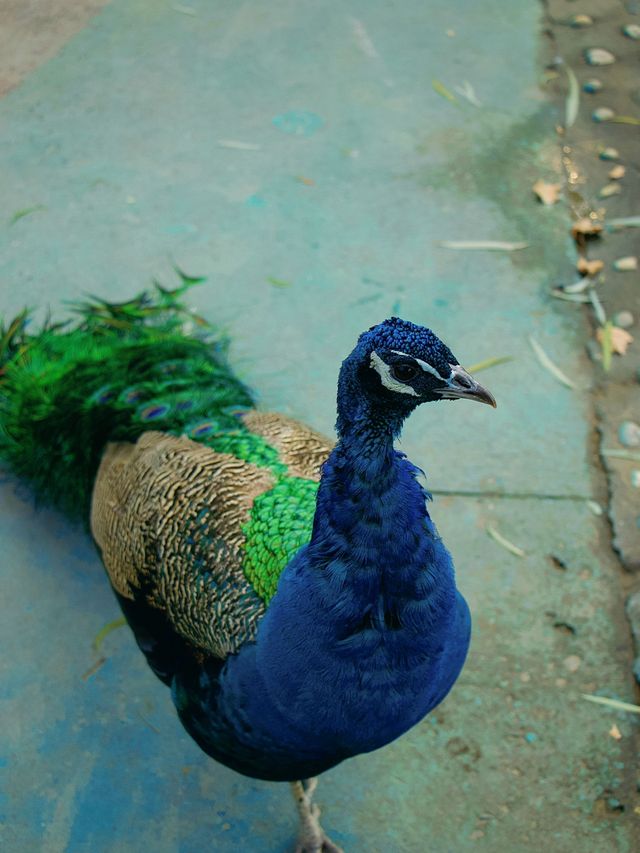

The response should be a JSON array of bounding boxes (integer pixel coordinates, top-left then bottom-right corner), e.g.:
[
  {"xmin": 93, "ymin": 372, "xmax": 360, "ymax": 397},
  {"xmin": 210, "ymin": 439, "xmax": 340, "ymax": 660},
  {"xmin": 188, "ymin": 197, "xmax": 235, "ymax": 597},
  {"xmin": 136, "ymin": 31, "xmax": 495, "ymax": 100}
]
[{"xmin": 0, "ymin": 283, "xmax": 495, "ymax": 852}]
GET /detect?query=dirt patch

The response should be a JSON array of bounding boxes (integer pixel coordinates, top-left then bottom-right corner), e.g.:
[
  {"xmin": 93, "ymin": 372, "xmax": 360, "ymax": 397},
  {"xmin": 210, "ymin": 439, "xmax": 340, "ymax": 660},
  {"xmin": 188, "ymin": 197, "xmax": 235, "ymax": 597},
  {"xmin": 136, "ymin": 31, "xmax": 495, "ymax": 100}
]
[{"xmin": 0, "ymin": 0, "xmax": 111, "ymax": 97}]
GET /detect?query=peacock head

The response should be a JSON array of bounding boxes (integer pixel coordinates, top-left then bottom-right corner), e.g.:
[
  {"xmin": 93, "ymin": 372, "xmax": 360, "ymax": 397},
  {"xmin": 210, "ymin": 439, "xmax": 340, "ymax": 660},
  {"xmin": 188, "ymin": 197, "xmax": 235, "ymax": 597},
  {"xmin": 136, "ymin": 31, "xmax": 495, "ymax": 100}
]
[{"xmin": 337, "ymin": 317, "xmax": 495, "ymax": 436}]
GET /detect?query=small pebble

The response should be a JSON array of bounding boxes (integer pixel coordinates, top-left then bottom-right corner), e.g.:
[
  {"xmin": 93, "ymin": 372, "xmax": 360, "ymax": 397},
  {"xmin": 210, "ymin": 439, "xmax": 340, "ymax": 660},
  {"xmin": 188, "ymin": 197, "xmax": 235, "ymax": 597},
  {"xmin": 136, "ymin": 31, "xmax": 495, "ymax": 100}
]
[
  {"xmin": 623, "ymin": 24, "xmax": 640, "ymax": 40},
  {"xmin": 586, "ymin": 500, "xmax": 603, "ymax": 516},
  {"xmin": 599, "ymin": 182, "xmax": 621, "ymax": 197},
  {"xmin": 519, "ymin": 672, "xmax": 531, "ymax": 683},
  {"xmin": 631, "ymin": 470, "xmax": 640, "ymax": 488},
  {"xmin": 619, "ymin": 421, "xmax": 640, "ymax": 447},
  {"xmin": 583, "ymin": 79, "xmax": 602, "ymax": 93},
  {"xmin": 613, "ymin": 310, "xmax": 634, "ymax": 328},
  {"xmin": 555, "ymin": 677, "xmax": 567, "ymax": 688},
  {"xmin": 585, "ymin": 48, "xmax": 616, "ymax": 66},
  {"xmin": 592, "ymin": 107, "xmax": 615, "ymax": 122},
  {"xmin": 608, "ymin": 164, "xmax": 626, "ymax": 180},
  {"xmin": 563, "ymin": 654, "xmax": 582, "ymax": 672},
  {"xmin": 614, "ymin": 256, "xmax": 638, "ymax": 271},
  {"xmin": 524, "ymin": 732, "xmax": 538, "ymax": 743},
  {"xmin": 571, "ymin": 14, "xmax": 594, "ymax": 27},
  {"xmin": 586, "ymin": 339, "xmax": 603, "ymax": 362},
  {"xmin": 599, "ymin": 147, "xmax": 619, "ymax": 160}
]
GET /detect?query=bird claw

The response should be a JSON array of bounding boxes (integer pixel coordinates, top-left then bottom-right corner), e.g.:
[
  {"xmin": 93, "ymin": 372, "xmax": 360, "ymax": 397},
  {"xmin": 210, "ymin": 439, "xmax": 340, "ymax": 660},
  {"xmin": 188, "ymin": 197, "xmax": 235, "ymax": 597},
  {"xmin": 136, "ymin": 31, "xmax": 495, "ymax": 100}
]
[
  {"xmin": 291, "ymin": 778, "xmax": 344, "ymax": 853},
  {"xmin": 294, "ymin": 835, "xmax": 344, "ymax": 853}
]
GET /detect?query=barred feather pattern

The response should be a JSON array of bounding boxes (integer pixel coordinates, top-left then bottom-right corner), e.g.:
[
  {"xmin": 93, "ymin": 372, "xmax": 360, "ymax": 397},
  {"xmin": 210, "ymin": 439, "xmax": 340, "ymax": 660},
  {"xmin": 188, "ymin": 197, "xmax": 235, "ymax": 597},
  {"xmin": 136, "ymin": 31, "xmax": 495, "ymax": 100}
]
[
  {"xmin": 240, "ymin": 411, "xmax": 332, "ymax": 481},
  {"xmin": 92, "ymin": 432, "xmax": 274, "ymax": 657}
]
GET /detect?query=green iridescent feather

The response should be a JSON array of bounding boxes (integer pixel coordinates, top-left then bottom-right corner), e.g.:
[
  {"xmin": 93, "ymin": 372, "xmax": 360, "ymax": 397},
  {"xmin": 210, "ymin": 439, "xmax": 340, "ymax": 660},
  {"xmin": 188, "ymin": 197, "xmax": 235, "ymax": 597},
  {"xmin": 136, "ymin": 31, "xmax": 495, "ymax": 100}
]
[
  {"xmin": 0, "ymin": 282, "xmax": 253, "ymax": 520},
  {"xmin": 192, "ymin": 429, "xmax": 318, "ymax": 602},
  {"xmin": 0, "ymin": 280, "xmax": 319, "ymax": 604},
  {"xmin": 241, "ymin": 476, "xmax": 319, "ymax": 601}
]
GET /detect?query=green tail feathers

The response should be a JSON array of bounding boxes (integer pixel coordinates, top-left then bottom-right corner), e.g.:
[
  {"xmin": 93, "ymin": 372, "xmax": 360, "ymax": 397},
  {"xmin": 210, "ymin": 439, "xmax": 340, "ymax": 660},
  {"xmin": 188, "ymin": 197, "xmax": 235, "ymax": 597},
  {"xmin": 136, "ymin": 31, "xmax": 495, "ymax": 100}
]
[{"xmin": 0, "ymin": 281, "xmax": 254, "ymax": 520}]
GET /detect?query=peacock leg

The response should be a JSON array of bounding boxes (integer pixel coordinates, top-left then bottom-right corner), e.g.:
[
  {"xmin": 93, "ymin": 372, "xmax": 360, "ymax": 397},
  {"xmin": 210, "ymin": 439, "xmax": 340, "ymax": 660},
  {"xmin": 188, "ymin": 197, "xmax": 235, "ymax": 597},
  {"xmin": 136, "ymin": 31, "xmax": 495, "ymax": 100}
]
[{"xmin": 291, "ymin": 778, "xmax": 344, "ymax": 853}]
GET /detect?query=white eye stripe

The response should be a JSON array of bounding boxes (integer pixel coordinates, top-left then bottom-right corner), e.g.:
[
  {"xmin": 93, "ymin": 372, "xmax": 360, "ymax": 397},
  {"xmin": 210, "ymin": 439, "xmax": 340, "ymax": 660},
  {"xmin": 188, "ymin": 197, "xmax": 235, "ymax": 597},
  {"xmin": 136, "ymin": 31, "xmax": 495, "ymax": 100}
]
[
  {"xmin": 370, "ymin": 351, "xmax": 419, "ymax": 396},
  {"xmin": 390, "ymin": 350, "xmax": 444, "ymax": 381}
]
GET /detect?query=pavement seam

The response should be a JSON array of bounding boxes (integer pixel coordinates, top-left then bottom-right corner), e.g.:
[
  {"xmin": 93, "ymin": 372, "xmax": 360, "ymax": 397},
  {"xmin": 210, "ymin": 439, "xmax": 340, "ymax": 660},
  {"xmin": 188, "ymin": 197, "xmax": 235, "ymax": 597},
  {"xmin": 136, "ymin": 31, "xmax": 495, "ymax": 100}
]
[{"xmin": 431, "ymin": 489, "xmax": 592, "ymax": 501}]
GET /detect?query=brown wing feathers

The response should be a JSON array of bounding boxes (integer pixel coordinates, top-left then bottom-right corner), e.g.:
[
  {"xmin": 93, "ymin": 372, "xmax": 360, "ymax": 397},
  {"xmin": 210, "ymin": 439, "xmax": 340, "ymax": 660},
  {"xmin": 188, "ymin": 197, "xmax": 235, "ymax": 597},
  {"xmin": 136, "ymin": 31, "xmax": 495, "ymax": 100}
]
[
  {"xmin": 90, "ymin": 414, "xmax": 332, "ymax": 658},
  {"xmin": 91, "ymin": 431, "xmax": 272, "ymax": 657}
]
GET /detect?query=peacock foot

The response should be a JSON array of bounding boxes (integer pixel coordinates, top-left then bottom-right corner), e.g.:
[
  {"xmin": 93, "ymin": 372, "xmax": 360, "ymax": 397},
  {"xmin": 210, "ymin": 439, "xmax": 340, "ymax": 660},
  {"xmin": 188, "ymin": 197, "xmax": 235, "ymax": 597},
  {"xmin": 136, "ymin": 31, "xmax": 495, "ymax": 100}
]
[{"xmin": 291, "ymin": 778, "xmax": 344, "ymax": 853}]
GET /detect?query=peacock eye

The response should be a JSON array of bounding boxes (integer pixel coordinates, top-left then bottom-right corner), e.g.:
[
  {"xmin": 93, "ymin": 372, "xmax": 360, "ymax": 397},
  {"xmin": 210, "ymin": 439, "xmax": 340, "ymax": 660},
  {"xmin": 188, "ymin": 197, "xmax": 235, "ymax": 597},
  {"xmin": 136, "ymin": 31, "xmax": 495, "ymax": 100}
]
[{"xmin": 390, "ymin": 363, "xmax": 418, "ymax": 382}]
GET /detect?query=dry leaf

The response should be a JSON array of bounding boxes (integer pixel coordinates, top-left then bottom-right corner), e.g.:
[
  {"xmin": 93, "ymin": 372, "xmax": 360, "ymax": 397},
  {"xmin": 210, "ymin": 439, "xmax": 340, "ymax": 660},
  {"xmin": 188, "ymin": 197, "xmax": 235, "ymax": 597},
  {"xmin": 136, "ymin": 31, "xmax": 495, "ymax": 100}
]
[
  {"xmin": 608, "ymin": 164, "xmax": 626, "ymax": 179},
  {"xmin": 551, "ymin": 289, "xmax": 591, "ymax": 303},
  {"xmin": 564, "ymin": 65, "xmax": 580, "ymax": 128},
  {"xmin": 609, "ymin": 724, "xmax": 622, "ymax": 740},
  {"xmin": 596, "ymin": 325, "xmax": 633, "ymax": 355},
  {"xmin": 432, "ymin": 78, "xmax": 458, "ymax": 104},
  {"xmin": 608, "ymin": 215, "xmax": 640, "ymax": 230},
  {"xmin": 590, "ymin": 290, "xmax": 606, "ymax": 326},
  {"xmin": 610, "ymin": 327, "xmax": 633, "ymax": 354},
  {"xmin": 438, "ymin": 240, "xmax": 528, "ymax": 251},
  {"xmin": 571, "ymin": 217, "xmax": 603, "ymax": 240},
  {"xmin": 217, "ymin": 139, "xmax": 261, "ymax": 150},
  {"xmin": 533, "ymin": 179, "xmax": 562, "ymax": 206},
  {"xmin": 603, "ymin": 448, "xmax": 640, "ymax": 461},
  {"xmin": 529, "ymin": 336, "xmax": 577, "ymax": 389},
  {"xmin": 577, "ymin": 257, "xmax": 604, "ymax": 276}
]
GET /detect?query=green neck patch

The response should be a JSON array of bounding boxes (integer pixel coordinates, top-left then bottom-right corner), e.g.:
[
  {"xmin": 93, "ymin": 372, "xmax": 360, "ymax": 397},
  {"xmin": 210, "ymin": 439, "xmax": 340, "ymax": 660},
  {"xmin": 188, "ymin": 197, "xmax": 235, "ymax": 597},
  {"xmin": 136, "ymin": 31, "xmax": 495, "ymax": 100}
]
[
  {"xmin": 185, "ymin": 417, "xmax": 319, "ymax": 603},
  {"xmin": 241, "ymin": 476, "xmax": 319, "ymax": 602}
]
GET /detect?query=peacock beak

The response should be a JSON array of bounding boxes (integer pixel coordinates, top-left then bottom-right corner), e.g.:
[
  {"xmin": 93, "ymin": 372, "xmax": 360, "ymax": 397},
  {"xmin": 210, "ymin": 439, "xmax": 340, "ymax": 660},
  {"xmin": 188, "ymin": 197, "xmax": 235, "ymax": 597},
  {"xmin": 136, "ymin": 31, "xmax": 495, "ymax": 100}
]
[{"xmin": 437, "ymin": 365, "xmax": 497, "ymax": 408}]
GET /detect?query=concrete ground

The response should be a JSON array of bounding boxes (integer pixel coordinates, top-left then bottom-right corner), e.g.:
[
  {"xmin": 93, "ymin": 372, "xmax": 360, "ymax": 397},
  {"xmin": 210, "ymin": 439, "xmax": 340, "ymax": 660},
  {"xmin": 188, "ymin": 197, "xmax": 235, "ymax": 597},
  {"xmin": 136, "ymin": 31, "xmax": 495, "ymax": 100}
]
[
  {"xmin": 1, "ymin": 1, "xmax": 639, "ymax": 851},
  {"xmin": 545, "ymin": 0, "xmax": 640, "ymax": 576}
]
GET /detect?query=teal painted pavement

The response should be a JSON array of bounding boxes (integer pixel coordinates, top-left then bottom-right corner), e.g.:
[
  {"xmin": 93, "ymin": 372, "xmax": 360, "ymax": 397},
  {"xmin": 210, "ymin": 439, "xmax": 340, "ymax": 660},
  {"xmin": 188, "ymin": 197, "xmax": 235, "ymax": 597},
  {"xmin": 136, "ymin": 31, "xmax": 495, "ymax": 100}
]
[{"xmin": 1, "ymin": 1, "xmax": 639, "ymax": 851}]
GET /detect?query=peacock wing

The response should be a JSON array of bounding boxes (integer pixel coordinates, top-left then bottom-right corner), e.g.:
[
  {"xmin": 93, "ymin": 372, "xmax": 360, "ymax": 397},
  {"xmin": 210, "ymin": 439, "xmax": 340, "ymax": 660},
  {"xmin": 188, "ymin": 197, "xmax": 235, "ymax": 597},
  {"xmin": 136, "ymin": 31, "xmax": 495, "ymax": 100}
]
[
  {"xmin": 91, "ymin": 414, "xmax": 333, "ymax": 661},
  {"xmin": 92, "ymin": 432, "xmax": 273, "ymax": 659}
]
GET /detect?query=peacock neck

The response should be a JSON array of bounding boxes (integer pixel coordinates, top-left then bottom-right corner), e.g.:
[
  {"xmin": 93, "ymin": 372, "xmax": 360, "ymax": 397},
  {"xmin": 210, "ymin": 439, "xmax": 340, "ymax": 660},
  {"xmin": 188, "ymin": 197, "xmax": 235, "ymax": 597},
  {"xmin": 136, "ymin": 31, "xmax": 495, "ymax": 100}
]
[{"xmin": 308, "ymin": 405, "xmax": 436, "ymax": 586}]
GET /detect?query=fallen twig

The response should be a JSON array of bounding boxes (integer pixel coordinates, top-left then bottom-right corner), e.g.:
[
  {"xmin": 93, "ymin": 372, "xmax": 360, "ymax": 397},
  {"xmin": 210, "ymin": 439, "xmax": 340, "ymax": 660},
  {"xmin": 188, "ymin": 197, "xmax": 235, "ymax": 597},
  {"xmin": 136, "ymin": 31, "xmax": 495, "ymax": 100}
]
[
  {"xmin": 487, "ymin": 526, "xmax": 526, "ymax": 557},
  {"xmin": 466, "ymin": 356, "xmax": 513, "ymax": 373},
  {"xmin": 81, "ymin": 657, "xmax": 107, "ymax": 681},
  {"xmin": 582, "ymin": 694, "xmax": 640, "ymax": 714},
  {"xmin": 528, "ymin": 336, "xmax": 576, "ymax": 389},
  {"xmin": 93, "ymin": 616, "xmax": 127, "ymax": 652},
  {"xmin": 602, "ymin": 449, "xmax": 640, "ymax": 462}
]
